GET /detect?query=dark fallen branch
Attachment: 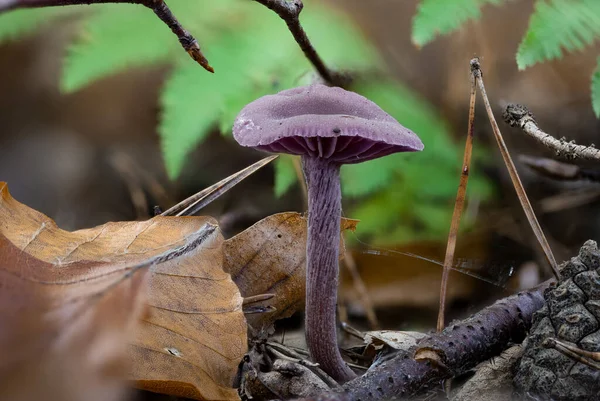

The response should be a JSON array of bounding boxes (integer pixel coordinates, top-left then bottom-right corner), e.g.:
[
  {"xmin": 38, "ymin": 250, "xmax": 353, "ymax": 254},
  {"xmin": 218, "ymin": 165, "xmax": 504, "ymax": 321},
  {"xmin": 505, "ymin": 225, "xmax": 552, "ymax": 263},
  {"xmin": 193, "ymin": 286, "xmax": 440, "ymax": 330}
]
[
  {"xmin": 503, "ymin": 104, "xmax": 600, "ymax": 161},
  {"xmin": 297, "ymin": 280, "xmax": 552, "ymax": 401},
  {"xmin": 0, "ymin": 0, "xmax": 213, "ymax": 72},
  {"xmin": 252, "ymin": 0, "xmax": 348, "ymax": 87}
]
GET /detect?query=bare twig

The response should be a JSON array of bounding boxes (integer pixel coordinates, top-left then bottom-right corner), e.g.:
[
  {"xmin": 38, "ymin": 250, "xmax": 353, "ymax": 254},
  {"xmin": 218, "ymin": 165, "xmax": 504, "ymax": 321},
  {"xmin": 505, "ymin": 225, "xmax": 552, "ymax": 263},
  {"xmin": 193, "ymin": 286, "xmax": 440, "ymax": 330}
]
[
  {"xmin": 0, "ymin": 0, "xmax": 213, "ymax": 72},
  {"xmin": 473, "ymin": 60, "xmax": 559, "ymax": 279},
  {"xmin": 437, "ymin": 59, "xmax": 478, "ymax": 332},
  {"xmin": 251, "ymin": 0, "xmax": 348, "ymax": 87},
  {"xmin": 504, "ymin": 104, "xmax": 600, "ymax": 161}
]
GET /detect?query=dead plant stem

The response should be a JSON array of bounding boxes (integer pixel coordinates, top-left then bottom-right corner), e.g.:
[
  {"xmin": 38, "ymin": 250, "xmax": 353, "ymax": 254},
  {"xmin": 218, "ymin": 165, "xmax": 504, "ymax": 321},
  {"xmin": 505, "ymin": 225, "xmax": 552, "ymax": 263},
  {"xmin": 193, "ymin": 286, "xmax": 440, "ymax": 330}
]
[
  {"xmin": 474, "ymin": 60, "xmax": 559, "ymax": 279},
  {"xmin": 436, "ymin": 60, "xmax": 478, "ymax": 332}
]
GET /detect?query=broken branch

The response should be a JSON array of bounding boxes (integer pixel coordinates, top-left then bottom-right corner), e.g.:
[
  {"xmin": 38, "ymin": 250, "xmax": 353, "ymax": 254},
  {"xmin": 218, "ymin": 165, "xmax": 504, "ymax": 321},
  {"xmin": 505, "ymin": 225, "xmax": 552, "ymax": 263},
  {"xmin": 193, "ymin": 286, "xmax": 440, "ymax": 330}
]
[
  {"xmin": 0, "ymin": 0, "xmax": 213, "ymax": 72},
  {"xmin": 296, "ymin": 280, "xmax": 551, "ymax": 401},
  {"xmin": 503, "ymin": 104, "xmax": 600, "ymax": 161}
]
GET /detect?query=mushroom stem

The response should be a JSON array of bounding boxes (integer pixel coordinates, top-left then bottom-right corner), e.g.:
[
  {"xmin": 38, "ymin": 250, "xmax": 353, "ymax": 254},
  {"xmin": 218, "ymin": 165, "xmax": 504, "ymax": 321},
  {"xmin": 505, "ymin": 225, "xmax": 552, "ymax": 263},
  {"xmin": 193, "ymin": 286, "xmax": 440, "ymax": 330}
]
[{"xmin": 302, "ymin": 156, "xmax": 356, "ymax": 383}]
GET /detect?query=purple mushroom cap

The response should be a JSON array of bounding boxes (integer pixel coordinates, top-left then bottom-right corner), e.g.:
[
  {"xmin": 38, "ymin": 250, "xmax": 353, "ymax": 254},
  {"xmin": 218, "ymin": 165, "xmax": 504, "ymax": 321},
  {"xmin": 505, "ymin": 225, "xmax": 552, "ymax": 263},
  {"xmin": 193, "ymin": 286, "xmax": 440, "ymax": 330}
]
[{"xmin": 233, "ymin": 84, "xmax": 424, "ymax": 163}]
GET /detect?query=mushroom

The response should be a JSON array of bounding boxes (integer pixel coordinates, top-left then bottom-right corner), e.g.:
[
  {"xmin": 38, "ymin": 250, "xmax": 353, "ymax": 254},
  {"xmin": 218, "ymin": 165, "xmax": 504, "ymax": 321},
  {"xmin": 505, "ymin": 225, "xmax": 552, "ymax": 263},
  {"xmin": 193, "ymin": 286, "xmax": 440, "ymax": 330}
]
[{"xmin": 233, "ymin": 84, "xmax": 424, "ymax": 382}]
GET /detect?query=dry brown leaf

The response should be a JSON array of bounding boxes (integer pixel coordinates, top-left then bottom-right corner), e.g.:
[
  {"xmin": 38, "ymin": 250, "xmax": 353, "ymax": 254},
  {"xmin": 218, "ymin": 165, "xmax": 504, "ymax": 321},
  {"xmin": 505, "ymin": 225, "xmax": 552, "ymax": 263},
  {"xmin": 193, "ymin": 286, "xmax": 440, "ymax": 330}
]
[
  {"xmin": 223, "ymin": 212, "xmax": 358, "ymax": 329},
  {"xmin": 130, "ymin": 219, "xmax": 246, "ymax": 401},
  {"xmin": 0, "ymin": 182, "xmax": 247, "ymax": 401},
  {"xmin": 0, "ymin": 182, "xmax": 149, "ymax": 401}
]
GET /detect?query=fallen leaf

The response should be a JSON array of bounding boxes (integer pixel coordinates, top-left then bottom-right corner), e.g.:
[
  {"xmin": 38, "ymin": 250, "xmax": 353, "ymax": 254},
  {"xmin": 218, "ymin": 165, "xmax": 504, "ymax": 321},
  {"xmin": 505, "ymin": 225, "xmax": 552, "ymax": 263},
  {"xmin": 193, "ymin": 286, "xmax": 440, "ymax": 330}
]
[
  {"xmin": 223, "ymin": 212, "xmax": 358, "ymax": 329},
  {"xmin": 0, "ymin": 182, "xmax": 247, "ymax": 401},
  {"xmin": 130, "ymin": 219, "xmax": 246, "ymax": 401},
  {"xmin": 0, "ymin": 182, "xmax": 148, "ymax": 401}
]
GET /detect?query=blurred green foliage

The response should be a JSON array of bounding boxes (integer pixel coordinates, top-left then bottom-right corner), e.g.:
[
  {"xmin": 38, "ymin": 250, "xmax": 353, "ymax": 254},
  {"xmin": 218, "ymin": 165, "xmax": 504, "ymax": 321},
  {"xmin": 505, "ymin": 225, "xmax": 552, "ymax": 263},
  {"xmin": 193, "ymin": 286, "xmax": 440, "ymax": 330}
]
[
  {"xmin": 412, "ymin": 0, "xmax": 504, "ymax": 47},
  {"xmin": 413, "ymin": 0, "xmax": 600, "ymax": 118},
  {"xmin": 0, "ymin": 8, "xmax": 65, "ymax": 41},
  {"xmin": 593, "ymin": 57, "xmax": 600, "ymax": 118},
  {"xmin": 0, "ymin": 0, "xmax": 493, "ymax": 245}
]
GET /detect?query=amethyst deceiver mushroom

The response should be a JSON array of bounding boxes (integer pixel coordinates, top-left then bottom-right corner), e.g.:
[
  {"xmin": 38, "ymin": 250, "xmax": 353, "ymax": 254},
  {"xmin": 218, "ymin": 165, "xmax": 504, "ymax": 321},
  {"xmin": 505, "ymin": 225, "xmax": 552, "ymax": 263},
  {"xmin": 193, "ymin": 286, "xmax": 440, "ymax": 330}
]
[{"xmin": 233, "ymin": 84, "xmax": 424, "ymax": 382}]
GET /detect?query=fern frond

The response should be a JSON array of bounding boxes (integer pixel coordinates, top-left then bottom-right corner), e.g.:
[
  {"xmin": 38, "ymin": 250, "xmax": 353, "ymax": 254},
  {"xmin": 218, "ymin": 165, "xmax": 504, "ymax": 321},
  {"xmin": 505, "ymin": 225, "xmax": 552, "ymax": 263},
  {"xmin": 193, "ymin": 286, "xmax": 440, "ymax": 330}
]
[
  {"xmin": 61, "ymin": 4, "xmax": 172, "ymax": 92},
  {"xmin": 412, "ymin": 0, "xmax": 506, "ymax": 47},
  {"xmin": 517, "ymin": 0, "xmax": 600, "ymax": 69}
]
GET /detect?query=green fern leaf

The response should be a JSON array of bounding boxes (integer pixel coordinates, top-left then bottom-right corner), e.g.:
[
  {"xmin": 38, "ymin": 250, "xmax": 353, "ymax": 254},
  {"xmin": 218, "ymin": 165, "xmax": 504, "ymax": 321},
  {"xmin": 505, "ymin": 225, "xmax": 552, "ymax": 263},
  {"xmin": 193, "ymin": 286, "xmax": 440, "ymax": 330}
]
[
  {"xmin": 0, "ymin": 9, "xmax": 67, "ymax": 43},
  {"xmin": 274, "ymin": 155, "xmax": 299, "ymax": 197},
  {"xmin": 412, "ymin": 0, "xmax": 505, "ymax": 47},
  {"xmin": 61, "ymin": 0, "xmax": 235, "ymax": 93},
  {"xmin": 62, "ymin": 4, "xmax": 174, "ymax": 92},
  {"xmin": 592, "ymin": 56, "xmax": 600, "ymax": 118},
  {"xmin": 160, "ymin": 60, "xmax": 221, "ymax": 178},
  {"xmin": 517, "ymin": 0, "xmax": 600, "ymax": 69}
]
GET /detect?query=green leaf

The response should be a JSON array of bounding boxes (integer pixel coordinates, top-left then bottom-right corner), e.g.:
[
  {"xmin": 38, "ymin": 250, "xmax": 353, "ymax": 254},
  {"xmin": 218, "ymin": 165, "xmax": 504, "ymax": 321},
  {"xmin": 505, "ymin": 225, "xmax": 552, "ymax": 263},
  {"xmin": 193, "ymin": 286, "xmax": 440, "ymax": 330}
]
[
  {"xmin": 61, "ymin": 0, "xmax": 235, "ymax": 93},
  {"xmin": 341, "ymin": 155, "xmax": 401, "ymax": 197},
  {"xmin": 274, "ymin": 155, "xmax": 298, "ymax": 197},
  {"xmin": 592, "ymin": 56, "xmax": 600, "ymax": 118},
  {"xmin": 61, "ymin": 4, "xmax": 173, "ymax": 92},
  {"xmin": 0, "ymin": 9, "xmax": 67, "ymax": 43},
  {"xmin": 412, "ymin": 0, "xmax": 506, "ymax": 47},
  {"xmin": 517, "ymin": 0, "xmax": 600, "ymax": 69}
]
